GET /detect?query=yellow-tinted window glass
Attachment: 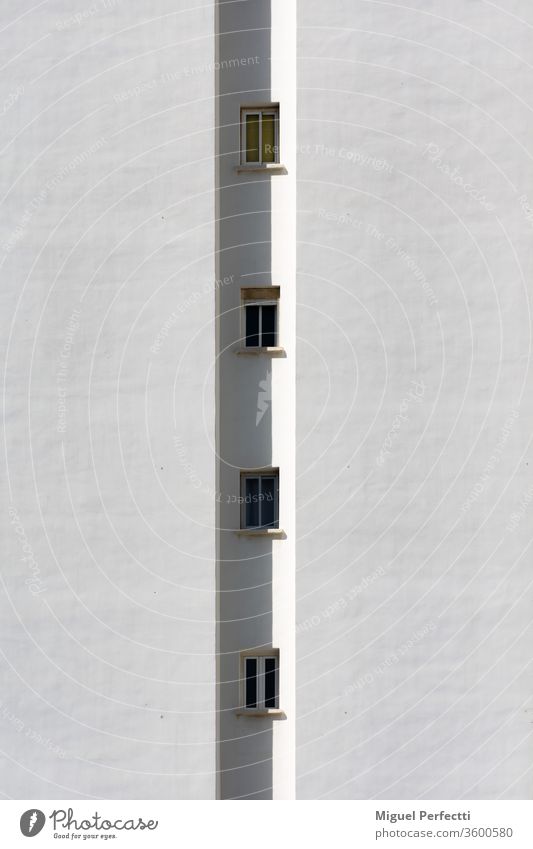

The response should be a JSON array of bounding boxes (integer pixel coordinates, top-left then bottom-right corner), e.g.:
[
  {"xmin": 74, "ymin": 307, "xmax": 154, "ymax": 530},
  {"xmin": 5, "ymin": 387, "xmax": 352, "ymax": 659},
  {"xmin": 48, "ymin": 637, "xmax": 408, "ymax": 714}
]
[
  {"xmin": 245, "ymin": 113, "xmax": 260, "ymax": 162},
  {"xmin": 262, "ymin": 113, "xmax": 276, "ymax": 162}
]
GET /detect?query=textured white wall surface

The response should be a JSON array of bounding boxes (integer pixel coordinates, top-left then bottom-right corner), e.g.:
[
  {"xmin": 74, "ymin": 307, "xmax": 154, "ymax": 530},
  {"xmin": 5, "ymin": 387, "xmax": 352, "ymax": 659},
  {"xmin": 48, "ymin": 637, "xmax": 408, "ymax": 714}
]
[
  {"xmin": 296, "ymin": 0, "xmax": 533, "ymax": 799},
  {"xmin": 2, "ymin": 0, "xmax": 532, "ymax": 804},
  {"xmin": 1, "ymin": 2, "xmax": 217, "ymax": 798}
]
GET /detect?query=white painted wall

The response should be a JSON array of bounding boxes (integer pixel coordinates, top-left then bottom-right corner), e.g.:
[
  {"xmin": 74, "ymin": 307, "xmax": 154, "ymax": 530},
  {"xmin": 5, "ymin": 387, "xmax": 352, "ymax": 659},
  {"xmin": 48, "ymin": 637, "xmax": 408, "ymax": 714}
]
[
  {"xmin": 1, "ymin": 1, "xmax": 217, "ymax": 798},
  {"xmin": 296, "ymin": 0, "xmax": 533, "ymax": 799},
  {"xmin": 3, "ymin": 0, "xmax": 531, "ymax": 803}
]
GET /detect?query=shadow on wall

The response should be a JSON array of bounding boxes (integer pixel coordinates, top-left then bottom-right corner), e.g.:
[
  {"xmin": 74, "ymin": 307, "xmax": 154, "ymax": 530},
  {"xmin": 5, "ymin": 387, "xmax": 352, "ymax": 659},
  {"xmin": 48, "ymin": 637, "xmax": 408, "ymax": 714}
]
[{"xmin": 217, "ymin": 0, "xmax": 276, "ymax": 800}]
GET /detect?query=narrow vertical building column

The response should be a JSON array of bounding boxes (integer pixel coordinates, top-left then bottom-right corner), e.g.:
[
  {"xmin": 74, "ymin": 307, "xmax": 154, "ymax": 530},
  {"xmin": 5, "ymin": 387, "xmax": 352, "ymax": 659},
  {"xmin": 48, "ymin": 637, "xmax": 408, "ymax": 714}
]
[{"xmin": 216, "ymin": 0, "xmax": 296, "ymax": 800}]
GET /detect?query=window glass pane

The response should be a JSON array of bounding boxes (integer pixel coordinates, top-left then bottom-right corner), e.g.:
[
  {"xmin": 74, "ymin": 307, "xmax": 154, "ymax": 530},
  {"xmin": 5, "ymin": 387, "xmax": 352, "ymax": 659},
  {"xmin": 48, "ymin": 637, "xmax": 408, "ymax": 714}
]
[
  {"xmin": 264, "ymin": 657, "xmax": 277, "ymax": 708},
  {"xmin": 260, "ymin": 477, "xmax": 276, "ymax": 528},
  {"xmin": 245, "ymin": 305, "xmax": 260, "ymax": 347},
  {"xmin": 245, "ymin": 114, "xmax": 260, "ymax": 162},
  {"xmin": 261, "ymin": 305, "xmax": 276, "ymax": 347},
  {"xmin": 245, "ymin": 477, "xmax": 260, "ymax": 528},
  {"xmin": 245, "ymin": 658, "xmax": 257, "ymax": 708},
  {"xmin": 262, "ymin": 113, "xmax": 276, "ymax": 163}
]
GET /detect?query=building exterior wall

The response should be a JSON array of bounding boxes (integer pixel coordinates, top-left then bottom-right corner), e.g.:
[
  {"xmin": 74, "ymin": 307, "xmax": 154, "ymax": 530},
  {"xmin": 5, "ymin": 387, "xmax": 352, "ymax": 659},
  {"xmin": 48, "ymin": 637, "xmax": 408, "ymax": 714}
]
[
  {"xmin": 1, "ymin": 1, "xmax": 217, "ymax": 798},
  {"xmin": 1, "ymin": 0, "xmax": 532, "ymax": 803},
  {"xmin": 296, "ymin": 0, "xmax": 533, "ymax": 799},
  {"xmin": 216, "ymin": 0, "xmax": 296, "ymax": 800}
]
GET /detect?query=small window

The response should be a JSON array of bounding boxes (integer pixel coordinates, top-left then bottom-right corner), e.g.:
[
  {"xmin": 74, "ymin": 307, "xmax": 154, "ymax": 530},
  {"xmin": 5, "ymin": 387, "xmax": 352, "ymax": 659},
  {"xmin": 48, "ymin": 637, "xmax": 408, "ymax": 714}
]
[
  {"xmin": 245, "ymin": 303, "xmax": 277, "ymax": 347},
  {"xmin": 241, "ymin": 106, "xmax": 279, "ymax": 164},
  {"xmin": 241, "ymin": 287, "xmax": 280, "ymax": 348},
  {"xmin": 242, "ymin": 652, "xmax": 279, "ymax": 710},
  {"xmin": 240, "ymin": 471, "xmax": 279, "ymax": 529}
]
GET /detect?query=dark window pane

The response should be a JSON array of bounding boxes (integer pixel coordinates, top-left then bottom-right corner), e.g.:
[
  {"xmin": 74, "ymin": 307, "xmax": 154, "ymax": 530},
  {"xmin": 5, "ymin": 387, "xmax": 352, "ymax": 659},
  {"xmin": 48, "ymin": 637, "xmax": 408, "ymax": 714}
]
[
  {"xmin": 245, "ymin": 477, "xmax": 260, "ymax": 528},
  {"xmin": 261, "ymin": 305, "xmax": 276, "ymax": 347},
  {"xmin": 245, "ymin": 305, "xmax": 260, "ymax": 347},
  {"xmin": 260, "ymin": 477, "xmax": 276, "ymax": 528},
  {"xmin": 264, "ymin": 657, "xmax": 277, "ymax": 708},
  {"xmin": 245, "ymin": 658, "xmax": 257, "ymax": 708},
  {"xmin": 262, "ymin": 113, "xmax": 276, "ymax": 162},
  {"xmin": 245, "ymin": 114, "xmax": 260, "ymax": 162}
]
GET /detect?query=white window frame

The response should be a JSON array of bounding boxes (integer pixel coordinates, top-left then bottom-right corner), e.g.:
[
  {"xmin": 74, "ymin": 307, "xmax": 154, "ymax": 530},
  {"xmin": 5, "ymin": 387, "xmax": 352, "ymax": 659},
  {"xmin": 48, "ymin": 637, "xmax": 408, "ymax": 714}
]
[
  {"xmin": 241, "ymin": 652, "xmax": 279, "ymax": 710},
  {"xmin": 240, "ymin": 107, "xmax": 280, "ymax": 165},
  {"xmin": 240, "ymin": 471, "xmax": 279, "ymax": 530},
  {"xmin": 243, "ymin": 300, "xmax": 278, "ymax": 348}
]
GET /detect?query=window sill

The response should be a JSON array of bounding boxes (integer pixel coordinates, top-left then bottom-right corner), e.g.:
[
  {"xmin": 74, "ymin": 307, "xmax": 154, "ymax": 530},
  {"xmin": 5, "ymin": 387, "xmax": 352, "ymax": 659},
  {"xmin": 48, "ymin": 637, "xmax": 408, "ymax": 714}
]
[
  {"xmin": 235, "ymin": 163, "xmax": 287, "ymax": 174},
  {"xmin": 235, "ymin": 528, "xmax": 286, "ymax": 539},
  {"xmin": 235, "ymin": 709, "xmax": 286, "ymax": 719},
  {"xmin": 235, "ymin": 346, "xmax": 285, "ymax": 357}
]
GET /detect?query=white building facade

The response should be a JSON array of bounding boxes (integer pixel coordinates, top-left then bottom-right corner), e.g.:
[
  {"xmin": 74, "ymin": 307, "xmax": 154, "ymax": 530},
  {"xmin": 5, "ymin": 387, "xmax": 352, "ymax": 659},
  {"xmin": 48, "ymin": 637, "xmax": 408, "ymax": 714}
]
[{"xmin": 1, "ymin": 0, "xmax": 532, "ymax": 801}]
